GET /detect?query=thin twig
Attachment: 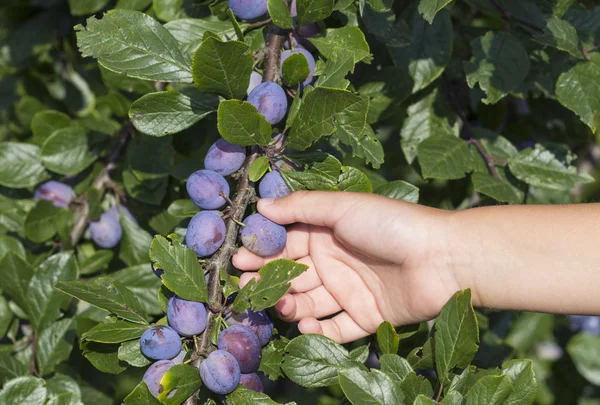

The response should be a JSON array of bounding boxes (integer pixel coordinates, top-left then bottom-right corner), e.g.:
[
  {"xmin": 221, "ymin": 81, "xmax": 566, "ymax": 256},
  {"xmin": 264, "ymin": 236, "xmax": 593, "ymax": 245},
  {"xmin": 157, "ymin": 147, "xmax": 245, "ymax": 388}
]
[
  {"xmin": 70, "ymin": 124, "xmax": 133, "ymax": 246},
  {"xmin": 247, "ymin": 18, "xmax": 272, "ymax": 29},
  {"xmin": 488, "ymin": 0, "xmax": 544, "ymax": 33},
  {"xmin": 468, "ymin": 138, "xmax": 505, "ymax": 180}
]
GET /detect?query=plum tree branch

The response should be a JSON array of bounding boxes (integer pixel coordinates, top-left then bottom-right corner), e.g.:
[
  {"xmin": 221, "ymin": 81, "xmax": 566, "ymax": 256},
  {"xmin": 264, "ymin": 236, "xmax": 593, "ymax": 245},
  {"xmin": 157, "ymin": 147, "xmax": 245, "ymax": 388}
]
[
  {"xmin": 70, "ymin": 124, "xmax": 133, "ymax": 246},
  {"xmin": 263, "ymin": 26, "xmax": 286, "ymax": 82}
]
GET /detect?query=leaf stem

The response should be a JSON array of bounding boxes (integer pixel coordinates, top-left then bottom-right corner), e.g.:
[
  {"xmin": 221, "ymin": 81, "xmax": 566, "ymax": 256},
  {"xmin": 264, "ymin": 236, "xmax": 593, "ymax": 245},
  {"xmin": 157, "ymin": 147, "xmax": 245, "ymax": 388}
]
[{"xmin": 70, "ymin": 124, "xmax": 133, "ymax": 246}]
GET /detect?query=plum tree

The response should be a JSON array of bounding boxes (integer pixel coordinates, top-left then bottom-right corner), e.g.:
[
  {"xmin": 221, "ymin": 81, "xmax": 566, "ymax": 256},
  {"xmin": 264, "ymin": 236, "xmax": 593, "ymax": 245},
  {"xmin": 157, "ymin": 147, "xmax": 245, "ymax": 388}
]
[
  {"xmin": 140, "ymin": 326, "xmax": 182, "ymax": 360},
  {"xmin": 218, "ymin": 325, "xmax": 261, "ymax": 373},
  {"xmin": 247, "ymin": 71, "xmax": 263, "ymax": 96},
  {"xmin": 240, "ymin": 213, "xmax": 287, "ymax": 257},
  {"xmin": 240, "ymin": 373, "xmax": 264, "ymax": 392},
  {"xmin": 186, "ymin": 210, "xmax": 226, "ymax": 257},
  {"xmin": 142, "ymin": 360, "xmax": 175, "ymax": 397},
  {"xmin": 227, "ymin": 0, "xmax": 267, "ymax": 20},
  {"xmin": 259, "ymin": 171, "xmax": 291, "ymax": 199},
  {"xmin": 186, "ymin": 169, "xmax": 230, "ymax": 209},
  {"xmin": 89, "ymin": 212, "xmax": 122, "ymax": 248},
  {"xmin": 34, "ymin": 180, "xmax": 74, "ymax": 208},
  {"xmin": 247, "ymin": 82, "xmax": 288, "ymax": 125},
  {"xmin": 199, "ymin": 350, "xmax": 241, "ymax": 395},
  {"xmin": 167, "ymin": 296, "xmax": 208, "ymax": 336},
  {"xmin": 226, "ymin": 309, "xmax": 274, "ymax": 346},
  {"xmin": 280, "ymin": 48, "xmax": 315, "ymax": 86},
  {"xmin": 204, "ymin": 138, "xmax": 246, "ymax": 176}
]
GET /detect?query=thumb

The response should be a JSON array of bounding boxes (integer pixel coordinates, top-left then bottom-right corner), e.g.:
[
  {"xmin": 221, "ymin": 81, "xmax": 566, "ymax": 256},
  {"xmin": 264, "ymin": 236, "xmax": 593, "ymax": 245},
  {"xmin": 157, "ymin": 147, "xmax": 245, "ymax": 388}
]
[{"xmin": 257, "ymin": 190, "xmax": 360, "ymax": 227}]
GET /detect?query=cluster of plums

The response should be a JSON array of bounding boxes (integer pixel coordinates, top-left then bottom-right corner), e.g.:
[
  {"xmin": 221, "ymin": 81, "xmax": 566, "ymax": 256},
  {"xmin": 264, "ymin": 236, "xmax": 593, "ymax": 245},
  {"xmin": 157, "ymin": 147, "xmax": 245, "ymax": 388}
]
[
  {"xmin": 33, "ymin": 180, "xmax": 133, "ymax": 248},
  {"xmin": 139, "ymin": 294, "xmax": 274, "ymax": 397}
]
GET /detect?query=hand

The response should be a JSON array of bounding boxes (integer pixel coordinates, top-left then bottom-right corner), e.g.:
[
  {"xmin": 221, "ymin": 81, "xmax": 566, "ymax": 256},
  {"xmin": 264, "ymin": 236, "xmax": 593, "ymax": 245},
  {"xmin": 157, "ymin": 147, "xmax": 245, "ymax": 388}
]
[{"xmin": 232, "ymin": 191, "xmax": 460, "ymax": 343}]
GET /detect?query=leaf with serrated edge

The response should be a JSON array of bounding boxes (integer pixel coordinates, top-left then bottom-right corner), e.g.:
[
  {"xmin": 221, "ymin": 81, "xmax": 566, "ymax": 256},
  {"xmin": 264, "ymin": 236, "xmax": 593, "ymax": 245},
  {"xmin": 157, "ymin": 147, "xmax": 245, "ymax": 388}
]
[
  {"xmin": 338, "ymin": 368, "xmax": 404, "ymax": 404},
  {"xmin": 377, "ymin": 322, "xmax": 399, "ymax": 355},
  {"xmin": 82, "ymin": 320, "xmax": 150, "ymax": 343},
  {"xmin": 217, "ymin": 100, "xmax": 273, "ymax": 146},
  {"xmin": 36, "ymin": 319, "xmax": 76, "ymax": 376}
]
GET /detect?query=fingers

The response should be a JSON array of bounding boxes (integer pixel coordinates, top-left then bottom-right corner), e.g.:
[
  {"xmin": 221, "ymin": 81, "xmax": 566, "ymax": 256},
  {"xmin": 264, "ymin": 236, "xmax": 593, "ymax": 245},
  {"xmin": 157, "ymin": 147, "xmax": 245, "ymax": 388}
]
[
  {"xmin": 258, "ymin": 191, "xmax": 360, "ymax": 227},
  {"xmin": 238, "ymin": 256, "xmax": 321, "ymax": 293},
  {"xmin": 275, "ymin": 286, "xmax": 342, "ymax": 322},
  {"xmin": 298, "ymin": 312, "xmax": 371, "ymax": 344},
  {"xmin": 232, "ymin": 223, "xmax": 311, "ymax": 270}
]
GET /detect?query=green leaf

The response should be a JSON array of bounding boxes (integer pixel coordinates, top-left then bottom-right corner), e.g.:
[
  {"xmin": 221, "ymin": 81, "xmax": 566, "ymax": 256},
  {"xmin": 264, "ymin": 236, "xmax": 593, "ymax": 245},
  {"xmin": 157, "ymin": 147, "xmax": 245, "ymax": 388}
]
[
  {"xmin": 282, "ymin": 153, "xmax": 342, "ymax": 191},
  {"xmin": 413, "ymin": 395, "xmax": 438, "ymax": 405},
  {"xmin": 282, "ymin": 53, "xmax": 310, "ymax": 87},
  {"xmin": 28, "ymin": 252, "xmax": 78, "ymax": 332},
  {"xmin": 533, "ymin": 17, "xmax": 582, "ymax": 57},
  {"xmin": 505, "ymin": 313, "xmax": 553, "ymax": 352},
  {"xmin": 310, "ymin": 27, "xmax": 370, "ymax": 64},
  {"xmin": 0, "ymin": 296, "xmax": 13, "ymax": 340},
  {"xmin": 2, "ymin": 254, "xmax": 34, "ymax": 313},
  {"xmin": 556, "ymin": 62, "xmax": 600, "ymax": 131},
  {"xmin": 508, "ymin": 145, "xmax": 593, "ymax": 190},
  {"xmin": 465, "ymin": 375, "xmax": 512, "ymax": 405},
  {"xmin": 40, "ymin": 127, "xmax": 95, "ymax": 175},
  {"xmin": 338, "ymin": 368, "xmax": 404, "ymax": 405},
  {"xmin": 123, "ymin": 382, "xmax": 161, "ymax": 405},
  {"xmin": 119, "ymin": 214, "xmax": 153, "ymax": 267},
  {"xmin": 441, "ymin": 391, "xmax": 463, "ymax": 405},
  {"xmin": 281, "ymin": 334, "xmax": 360, "ymax": 387},
  {"xmin": 118, "ymin": 339, "xmax": 152, "ymax": 367},
  {"xmin": 129, "ymin": 91, "xmax": 218, "ymax": 136},
  {"xmin": 233, "ymin": 259, "xmax": 309, "ymax": 312},
  {"xmin": 502, "ymin": 359, "xmax": 537, "ymax": 405},
  {"xmin": 390, "ymin": 8, "xmax": 453, "ymax": 93},
  {"xmin": 79, "ymin": 250, "xmax": 113, "ymax": 276},
  {"xmin": 0, "ymin": 353, "xmax": 27, "ymax": 385},
  {"xmin": 417, "ymin": 135, "xmax": 473, "ymax": 180},
  {"xmin": 36, "ymin": 319, "xmax": 76, "ymax": 376},
  {"xmin": 248, "ymin": 157, "xmax": 271, "ymax": 182},
  {"xmin": 0, "ymin": 143, "xmax": 49, "ymax": 188},
  {"xmin": 31, "ymin": 111, "xmax": 72, "ymax": 143},
  {"xmin": 375, "ymin": 181, "xmax": 419, "ymax": 203},
  {"xmin": 157, "ymin": 364, "xmax": 203, "ymax": 404},
  {"xmin": 69, "ymin": 0, "xmax": 111, "ymax": 15},
  {"xmin": 192, "ymin": 37, "xmax": 252, "ymax": 99},
  {"xmin": 567, "ymin": 333, "xmax": 600, "ymax": 385},
  {"xmin": 167, "ymin": 199, "xmax": 200, "ymax": 219},
  {"xmin": 338, "ymin": 167, "xmax": 373, "ymax": 192},
  {"xmin": 434, "ymin": 289, "xmax": 479, "ymax": 385},
  {"xmin": 349, "ymin": 346, "xmax": 370, "ymax": 364},
  {"xmin": 338, "ymin": 123, "xmax": 384, "ymax": 169},
  {"xmin": 268, "ymin": 0, "xmax": 294, "ymax": 28},
  {"xmin": 56, "ymin": 277, "xmax": 148, "ymax": 324},
  {"xmin": 379, "ymin": 354, "xmax": 412, "ymax": 382},
  {"xmin": 288, "ymin": 88, "xmax": 368, "ymax": 151},
  {"xmin": 111, "ymin": 264, "xmax": 163, "ymax": 316},
  {"xmin": 217, "ymin": 100, "xmax": 273, "ymax": 146},
  {"xmin": 418, "ymin": 0, "xmax": 453, "ymax": 24},
  {"xmin": 24, "ymin": 200, "xmax": 73, "ymax": 243},
  {"xmin": 471, "ymin": 172, "xmax": 524, "ymax": 204},
  {"xmin": 400, "ymin": 88, "xmax": 459, "ymax": 164},
  {"xmin": 164, "ymin": 18, "xmax": 245, "ymax": 54},
  {"xmin": 82, "ymin": 342, "xmax": 128, "ymax": 374},
  {"xmin": 82, "ymin": 320, "xmax": 150, "ymax": 343},
  {"xmin": 315, "ymin": 50, "xmax": 354, "ymax": 90},
  {"xmin": 377, "ymin": 322, "xmax": 399, "ymax": 355},
  {"xmin": 296, "ymin": 0, "xmax": 334, "ymax": 26},
  {"xmin": 259, "ymin": 337, "xmax": 288, "ymax": 381},
  {"xmin": 464, "ymin": 31, "xmax": 530, "ymax": 104},
  {"xmin": 76, "ymin": 10, "xmax": 192, "ymax": 82},
  {"xmin": 226, "ymin": 386, "xmax": 282, "ymax": 404},
  {"xmin": 0, "ymin": 376, "xmax": 47, "ymax": 405},
  {"xmin": 400, "ymin": 372, "xmax": 433, "ymax": 404},
  {"xmin": 149, "ymin": 235, "xmax": 208, "ymax": 302}
]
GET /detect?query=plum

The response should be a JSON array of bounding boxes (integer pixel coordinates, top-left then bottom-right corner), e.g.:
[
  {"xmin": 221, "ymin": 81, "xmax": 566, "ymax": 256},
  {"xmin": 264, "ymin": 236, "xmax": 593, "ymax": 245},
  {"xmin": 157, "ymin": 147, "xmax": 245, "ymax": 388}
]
[
  {"xmin": 280, "ymin": 48, "xmax": 315, "ymax": 86},
  {"xmin": 89, "ymin": 212, "xmax": 122, "ymax": 249},
  {"xmin": 151, "ymin": 263, "xmax": 164, "ymax": 278},
  {"xmin": 107, "ymin": 205, "xmax": 137, "ymax": 224},
  {"xmin": 239, "ymin": 213, "xmax": 286, "ymax": 257},
  {"xmin": 167, "ymin": 295, "xmax": 208, "ymax": 337},
  {"xmin": 34, "ymin": 181, "xmax": 74, "ymax": 208},
  {"xmin": 171, "ymin": 349, "xmax": 188, "ymax": 365},
  {"xmin": 218, "ymin": 325, "xmax": 261, "ymax": 373},
  {"xmin": 247, "ymin": 82, "xmax": 288, "ymax": 125},
  {"xmin": 199, "ymin": 350, "xmax": 241, "ymax": 395},
  {"xmin": 204, "ymin": 138, "xmax": 246, "ymax": 176},
  {"xmin": 142, "ymin": 360, "xmax": 175, "ymax": 397},
  {"xmin": 186, "ymin": 169, "xmax": 230, "ymax": 209},
  {"xmin": 259, "ymin": 171, "xmax": 291, "ymax": 199},
  {"xmin": 240, "ymin": 373, "xmax": 264, "ymax": 392},
  {"xmin": 140, "ymin": 326, "xmax": 182, "ymax": 360},
  {"xmin": 226, "ymin": 309, "xmax": 274, "ymax": 346},
  {"xmin": 570, "ymin": 315, "xmax": 600, "ymax": 335},
  {"xmin": 247, "ymin": 71, "xmax": 263, "ymax": 96},
  {"xmin": 186, "ymin": 211, "xmax": 226, "ymax": 257},
  {"xmin": 228, "ymin": 0, "xmax": 267, "ymax": 20}
]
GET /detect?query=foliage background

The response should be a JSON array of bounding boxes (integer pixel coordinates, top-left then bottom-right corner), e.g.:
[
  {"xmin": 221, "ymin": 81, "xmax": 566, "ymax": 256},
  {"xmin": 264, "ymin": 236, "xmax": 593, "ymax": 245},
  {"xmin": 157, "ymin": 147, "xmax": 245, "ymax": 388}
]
[{"xmin": 1, "ymin": 0, "xmax": 600, "ymax": 404}]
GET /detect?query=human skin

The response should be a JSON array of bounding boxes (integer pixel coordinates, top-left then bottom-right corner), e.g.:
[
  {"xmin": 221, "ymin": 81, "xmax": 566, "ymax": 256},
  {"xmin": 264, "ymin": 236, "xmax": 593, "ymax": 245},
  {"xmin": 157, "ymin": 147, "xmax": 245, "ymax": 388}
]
[{"xmin": 233, "ymin": 191, "xmax": 600, "ymax": 343}]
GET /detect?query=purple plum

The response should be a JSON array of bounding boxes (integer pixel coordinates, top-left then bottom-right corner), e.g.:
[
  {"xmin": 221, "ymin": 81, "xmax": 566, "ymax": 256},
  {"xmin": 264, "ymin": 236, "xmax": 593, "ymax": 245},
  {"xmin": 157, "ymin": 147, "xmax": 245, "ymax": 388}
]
[
  {"xmin": 247, "ymin": 82, "xmax": 288, "ymax": 125},
  {"xmin": 259, "ymin": 171, "xmax": 291, "ymax": 199},
  {"xmin": 89, "ymin": 212, "xmax": 122, "ymax": 249},
  {"xmin": 226, "ymin": 309, "xmax": 274, "ymax": 346},
  {"xmin": 199, "ymin": 350, "xmax": 241, "ymax": 395},
  {"xmin": 204, "ymin": 138, "xmax": 246, "ymax": 176},
  {"xmin": 186, "ymin": 210, "xmax": 226, "ymax": 257},
  {"xmin": 218, "ymin": 325, "xmax": 261, "ymax": 373},
  {"xmin": 280, "ymin": 48, "xmax": 315, "ymax": 86},
  {"xmin": 186, "ymin": 169, "xmax": 230, "ymax": 209},
  {"xmin": 239, "ymin": 213, "xmax": 286, "ymax": 257},
  {"xmin": 140, "ymin": 326, "xmax": 182, "ymax": 360},
  {"xmin": 240, "ymin": 373, "xmax": 264, "ymax": 392},
  {"xmin": 167, "ymin": 295, "xmax": 208, "ymax": 337},
  {"xmin": 228, "ymin": 0, "xmax": 267, "ymax": 20},
  {"xmin": 34, "ymin": 181, "xmax": 74, "ymax": 208},
  {"xmin": 142, "ymin": 360, "xmax": 175, "ymax": 397}
]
